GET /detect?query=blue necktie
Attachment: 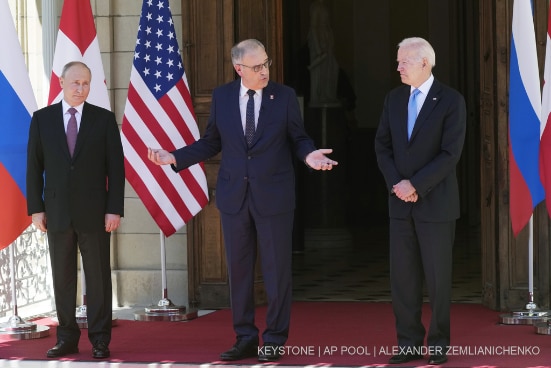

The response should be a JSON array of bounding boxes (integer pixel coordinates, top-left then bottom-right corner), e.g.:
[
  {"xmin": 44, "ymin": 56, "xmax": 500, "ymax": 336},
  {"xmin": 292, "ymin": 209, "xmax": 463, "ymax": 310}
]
[
  {"xmin": 245, "ymin": 89, "xmax": 256, "ymax": 146},
  {"xmin": 407, "ymin": 89, "xmax": 421, "ymax": 140}
]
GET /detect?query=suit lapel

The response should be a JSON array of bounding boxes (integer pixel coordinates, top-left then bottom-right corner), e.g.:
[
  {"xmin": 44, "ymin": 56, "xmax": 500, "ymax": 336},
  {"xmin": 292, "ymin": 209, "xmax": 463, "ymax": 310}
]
[
  {"xmin": 72, "ymin": 102, "xmax": 93, "ymax": 159},
  {"xmin": 228, "ymin": 81, "xmax": 248, "ymax": 146},
  {"xmin": 409, "ymin": 80, "xmax": 443, "ymax": 142},
  {"xmin": 52, "ymin": 102, "xmax": 73, "ymax": 159},
  {"xmin": 253, "ymin": 82, "xmax": 275, "ymax": 146},
  {"xmin": 399, "ymin": 86, "xmax": 410, "ymax": 141}
]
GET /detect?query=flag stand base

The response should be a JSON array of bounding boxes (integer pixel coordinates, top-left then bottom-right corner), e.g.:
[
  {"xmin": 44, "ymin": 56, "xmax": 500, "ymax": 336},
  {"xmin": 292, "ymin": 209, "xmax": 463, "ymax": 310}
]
[
  {"xmin": 499, "ymin": 310, "xmax": 550, "ymax": 324},
  {"xmin": 498, "ymin": 301, "xmax": 550, "ymax": 325},
  {"xmin": 0, "ymin": 315, "xmax": 49, "ymax": 339},
  {"xmin": 134, "ymin": 298, "xmax": 197, "ymax": 321},
  {"xmin": 75, "ymin": 305, "xmax": 118, "ymax": 328},
  {"xmin": 534, "ymin": 320, "xmax": 551, "ymax": 334}
]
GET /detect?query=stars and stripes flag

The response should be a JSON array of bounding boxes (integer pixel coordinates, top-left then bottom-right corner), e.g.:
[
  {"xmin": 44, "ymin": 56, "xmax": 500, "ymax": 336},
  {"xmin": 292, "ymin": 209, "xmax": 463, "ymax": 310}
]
[
  {"xmin": 0, "ymin": 2, "xmax": 37, "ymax": 249},
  {"xmin": 540, "ymin": 4, "xmax": 551, "ymax": 218},
  {"xmin": 48, "ymin": 0, "xmax": 110, "ymax": 109},
  {"xmin": 509, "ymin": 0, "xmax": 544, "ymax": 236},
  {"xmin": 121, "ymin": 0, "xmax": 208, "ymax": 237}
]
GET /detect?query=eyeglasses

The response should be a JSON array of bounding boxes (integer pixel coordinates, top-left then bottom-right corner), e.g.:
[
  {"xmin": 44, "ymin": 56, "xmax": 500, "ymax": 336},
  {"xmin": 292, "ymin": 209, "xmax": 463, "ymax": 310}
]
[{"xmin": 238, "ymin": 59, "xmax": 272, "ymax": 72}]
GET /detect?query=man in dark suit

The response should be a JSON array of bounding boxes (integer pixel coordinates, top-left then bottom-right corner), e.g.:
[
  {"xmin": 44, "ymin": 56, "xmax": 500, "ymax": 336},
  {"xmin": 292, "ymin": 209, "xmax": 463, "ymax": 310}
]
[
  {"xmin": 27, "ymin": 61, "xmax": 125, "ymax": 359},
  {"xmin": 148, "ymin": 38, "xmax": 337, "ymax": 362},
  {"xmin": 374, "ymin": 37, "xmax": 466, "ymax": 366}
]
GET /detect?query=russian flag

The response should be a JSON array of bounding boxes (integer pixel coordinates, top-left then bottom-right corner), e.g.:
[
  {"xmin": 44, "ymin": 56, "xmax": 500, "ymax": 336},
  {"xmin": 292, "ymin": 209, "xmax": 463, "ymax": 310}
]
[
  {"xmin": 509, "ymin": 0, "xmax": 544, "ymax": 236},
  {"xmin": 0, "ymin": 2, "xmax": 38, "ymax": 249}
]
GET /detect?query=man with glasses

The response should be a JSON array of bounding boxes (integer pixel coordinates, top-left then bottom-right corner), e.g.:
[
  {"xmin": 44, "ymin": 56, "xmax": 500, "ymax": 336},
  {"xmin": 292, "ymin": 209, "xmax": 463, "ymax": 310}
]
[{"xmin": 148, "ymin": 38, "xmax": 337, "ymax": 362}]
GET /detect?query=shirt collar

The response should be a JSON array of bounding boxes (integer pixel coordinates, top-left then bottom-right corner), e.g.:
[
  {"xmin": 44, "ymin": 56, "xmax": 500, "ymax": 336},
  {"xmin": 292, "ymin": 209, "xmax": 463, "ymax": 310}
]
[
  {"xmin": 62, "ymin": 100, "xmax": 84, "ymax": 115},
  {"xmin": 240, "ymin": 82, "xmax": 262, "ymax": 99},
  {"xmin": 412, "ymin": 74, "xmax": 434, "ymax": 95}
]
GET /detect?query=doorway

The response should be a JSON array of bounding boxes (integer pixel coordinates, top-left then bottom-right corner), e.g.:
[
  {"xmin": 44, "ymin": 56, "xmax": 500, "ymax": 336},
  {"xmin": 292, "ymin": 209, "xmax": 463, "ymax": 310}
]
[{"xmin": 282, "ymin": 0, "xmax": 482, "ymax": 303}]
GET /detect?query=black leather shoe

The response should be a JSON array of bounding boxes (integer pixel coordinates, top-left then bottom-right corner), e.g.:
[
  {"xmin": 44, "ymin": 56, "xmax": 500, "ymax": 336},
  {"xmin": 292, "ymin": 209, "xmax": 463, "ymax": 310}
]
[
  {"xmin": 428, "ymin": 353, "xmax": 448, "ymax": 365},
  {"xmin": 92, "ymin": 341, "xmax": 110, "ymax": 359},
  {"xmin": 388, "ymin": 353, "xmax": 423, "ymax": 364},
  {"xmin": 46, "ymin": 341, "xmax": 79, "ymax": 358},
  {"xmin": 220, "ymin": 339, "xmax": 259, "ymax": 361},
  {"xmin": 258, "ymin": 342, "xmax": 282, "ymax": 362}
]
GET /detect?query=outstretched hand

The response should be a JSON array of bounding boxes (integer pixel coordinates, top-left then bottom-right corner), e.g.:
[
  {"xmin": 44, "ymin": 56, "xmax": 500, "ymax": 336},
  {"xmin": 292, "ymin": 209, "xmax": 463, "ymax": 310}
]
[
  {"xmin": 148, "ymin": 147, "xmax": 176, "ymax": 165},
  {"xmin": 305, "ymin": 149, "xmax": 338, "ymax": 171}
]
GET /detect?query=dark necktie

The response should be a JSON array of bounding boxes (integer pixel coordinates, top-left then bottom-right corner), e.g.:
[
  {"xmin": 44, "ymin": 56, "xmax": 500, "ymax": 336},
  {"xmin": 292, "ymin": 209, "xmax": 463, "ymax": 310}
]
[
  {"xmin": 245, "ymin": 89, "xmax": 256, "ymax": 146},
  {"xmin": 67, "ymin": 107, "xmax": 78, "ymax": 156},
  {"xmin": 407, "ymin": 89, "xmax": 421, "ymax": 140}
]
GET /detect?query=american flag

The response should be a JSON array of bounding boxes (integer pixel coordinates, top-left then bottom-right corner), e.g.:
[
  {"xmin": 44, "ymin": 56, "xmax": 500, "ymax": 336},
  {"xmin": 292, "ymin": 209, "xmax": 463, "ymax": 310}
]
[{"xmin": 121, "ymin": 0, "xmax": 208, "ymax": 237}]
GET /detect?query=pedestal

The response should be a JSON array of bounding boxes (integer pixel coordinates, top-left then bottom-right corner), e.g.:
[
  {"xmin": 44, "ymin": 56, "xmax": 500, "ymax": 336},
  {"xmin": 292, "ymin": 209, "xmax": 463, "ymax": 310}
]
[
  {"xmin": 498, "ymin": 310, "xmax": 550, "ymax": 325},
  {"xmin": 309, "ymin": 102, "xmax": 343, "ymax": 226},
  {"xmin": 134, "ymin": 298, "xmax": 198, "ymax": 321},
  {"xmin": 498, "ymin": 300, "xmax": 551, "ymax": 325},
  {"xmin": 75, "ymin": 304, "xmax": 118, "ymax": 328},
  {"xmin": 303, "ymin": 102, "xmax": 349, "ymax": 240},
  {"xmin": 0, "ymin": 315, "xmax": 49, "ymax": 339},
  {"xmin": 534, "ymin": 320, "xmax": 551, "ymax": 334}
]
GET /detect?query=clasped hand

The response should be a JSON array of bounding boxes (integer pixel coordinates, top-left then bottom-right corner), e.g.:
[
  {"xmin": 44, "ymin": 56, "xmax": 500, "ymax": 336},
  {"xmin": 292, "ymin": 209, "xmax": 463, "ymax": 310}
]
[{"xmin": 392, "ymin": 179, "xmax": 418, "ymax": 203}]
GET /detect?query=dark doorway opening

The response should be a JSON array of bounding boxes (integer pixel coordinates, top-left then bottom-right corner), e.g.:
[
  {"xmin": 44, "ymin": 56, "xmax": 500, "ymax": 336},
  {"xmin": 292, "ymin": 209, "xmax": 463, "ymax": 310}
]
[{"xmin": 282, "ymin": 0, "xmax": 481, "ymax": 303}]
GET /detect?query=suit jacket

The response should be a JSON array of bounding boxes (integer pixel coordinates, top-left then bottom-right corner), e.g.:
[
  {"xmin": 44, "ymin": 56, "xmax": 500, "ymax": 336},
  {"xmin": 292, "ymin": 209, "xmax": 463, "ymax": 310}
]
[
  {"xmin": 27, "ymin": 101, "xmax": 125, "ymax": 232},
  {"xmin": 374, "ymin": 79, "xmax": 466, "ymax": 222},
  {"xmin": 173, "ymin": 79, "xmax": 316, "ymax": 216}
]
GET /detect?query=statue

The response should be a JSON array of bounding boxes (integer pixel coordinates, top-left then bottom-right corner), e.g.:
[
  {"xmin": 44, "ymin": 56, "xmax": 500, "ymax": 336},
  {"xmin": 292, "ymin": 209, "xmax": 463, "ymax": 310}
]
[{"xmin": 307, "ymin": 0, "xmax": 340, "ymax": 106}]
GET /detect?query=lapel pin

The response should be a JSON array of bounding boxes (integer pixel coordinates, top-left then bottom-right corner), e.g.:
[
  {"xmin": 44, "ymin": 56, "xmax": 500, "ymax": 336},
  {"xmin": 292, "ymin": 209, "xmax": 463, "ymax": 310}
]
[{"xmin": 270, "ymin": 95, "xmax": 274, "ymax": 99}]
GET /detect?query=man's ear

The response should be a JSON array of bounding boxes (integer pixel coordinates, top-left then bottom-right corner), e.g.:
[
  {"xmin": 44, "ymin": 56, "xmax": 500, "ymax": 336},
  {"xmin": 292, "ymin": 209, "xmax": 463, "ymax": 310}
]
[{"xmin": 234, "ymin": 65, "xmax": 242, "ymax": 77}]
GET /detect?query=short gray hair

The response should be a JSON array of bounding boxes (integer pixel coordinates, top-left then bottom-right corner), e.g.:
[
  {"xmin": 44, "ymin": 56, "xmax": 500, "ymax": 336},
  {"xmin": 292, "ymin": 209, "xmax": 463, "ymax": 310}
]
[
  {"xmin": 231, "ymin": 39, "xmax": 266, "ymax": 65},
  {"xmin": 61, "ymin": 61, "xmax": 92, "ymax": 78},
  {"xmin": 398, "ymin": 37, "xmax": 436, "ymax": 68}
]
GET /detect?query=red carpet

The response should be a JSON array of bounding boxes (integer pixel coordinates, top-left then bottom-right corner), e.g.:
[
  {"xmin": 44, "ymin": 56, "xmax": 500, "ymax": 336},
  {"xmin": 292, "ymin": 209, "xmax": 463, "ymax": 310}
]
[{"xmin": 0, "ymin": 302, "xmax": 549, "ymax": 367}]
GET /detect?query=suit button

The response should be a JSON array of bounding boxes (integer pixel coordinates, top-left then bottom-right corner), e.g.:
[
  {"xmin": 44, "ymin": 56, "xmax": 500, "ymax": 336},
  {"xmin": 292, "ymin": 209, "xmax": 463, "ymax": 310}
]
[
  {"xmin": 244, "ymin": 176, "xmax": 248, "ymax": 181},
  {"xmin": 247, "ymin": 155, "xmax": 252, "ymax": 159}
]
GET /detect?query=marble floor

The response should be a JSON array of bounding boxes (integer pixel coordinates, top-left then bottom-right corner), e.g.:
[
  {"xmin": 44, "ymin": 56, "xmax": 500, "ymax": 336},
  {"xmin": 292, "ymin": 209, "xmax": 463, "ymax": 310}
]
[{"xmin": 292, "ymin": 223, "xmax": 481, "ymax": 303}]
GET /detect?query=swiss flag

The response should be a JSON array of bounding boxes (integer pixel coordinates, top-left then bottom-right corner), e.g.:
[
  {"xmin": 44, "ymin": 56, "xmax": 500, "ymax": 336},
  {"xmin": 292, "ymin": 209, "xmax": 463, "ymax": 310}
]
[{"xmin": 48, "ymin": 0, "xmax": 110, "ymax": 110}]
